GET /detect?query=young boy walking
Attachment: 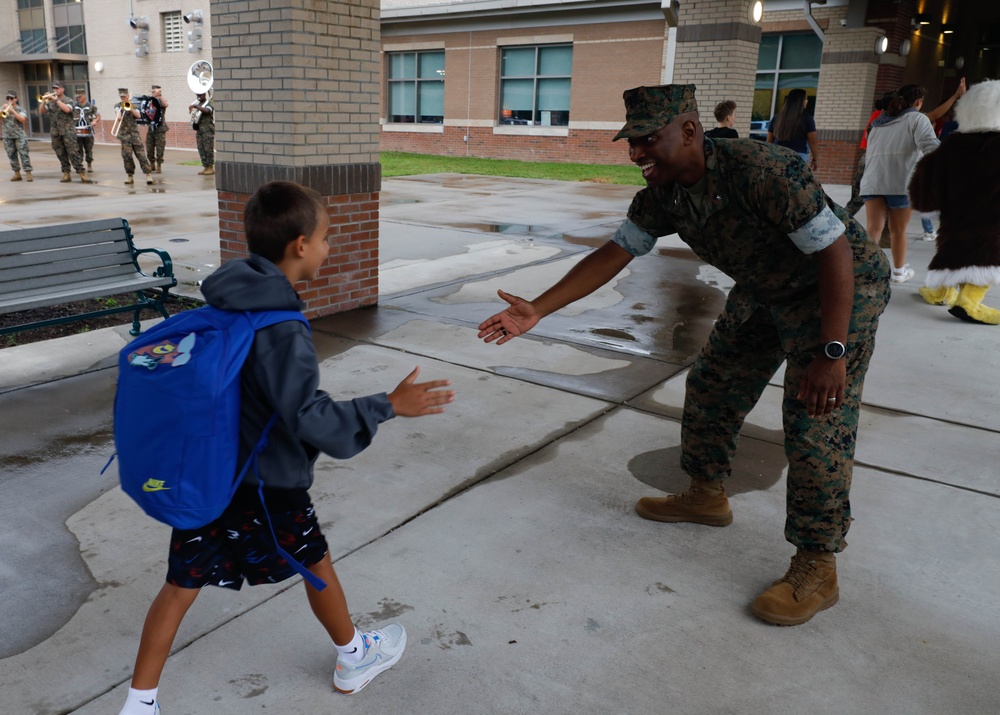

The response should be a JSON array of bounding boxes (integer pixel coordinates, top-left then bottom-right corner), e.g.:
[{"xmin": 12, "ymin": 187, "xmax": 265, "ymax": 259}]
[{"xmin": 118, "ymin": 181, "xmax": 455, "ymax": 715}]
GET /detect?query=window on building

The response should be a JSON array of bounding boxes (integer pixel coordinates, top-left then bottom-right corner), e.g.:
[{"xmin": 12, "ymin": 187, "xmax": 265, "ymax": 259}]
[
  {"xmin": 53, "ymin": 0, "xmax": 86, "ymax": 54},
  {"xmin": 499, "ymin": 44, "xmax": 572, "ymax": 127},
  {"xmin": 163, "ymin": 11, "xmax": 184, "ymax": 53},
  {"xmin": 387, "ymin": 51, "xmax": 445, "ymax": 124},
  {"xmin": 18, "ymin": 0, "xmax": 47, "ymax": 54},
  {"xmin": 753, "ymin": 33, "xmax": 822, "ymax": 124}
]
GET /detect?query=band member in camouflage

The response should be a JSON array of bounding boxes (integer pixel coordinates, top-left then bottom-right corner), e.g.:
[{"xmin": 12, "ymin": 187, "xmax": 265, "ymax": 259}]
[
  {"xmin": 2, "ymin": 90, "xmax": 32, "ymax": 181},
  {"xmin": 189, "ymin": 92, "xmax": 215, "ymax": 176},
  {"xmin": 74, "ymin": 89, "xmax": 100, "ymax": 172},
  {"xmin": 115, "ymin": 88, "xmax": 153, "ymax": 186},
  {"xmin": 478, "ymin": 83, "xmax": 890, "ymax": 627},
  {"xmin": 145, "ymin": 84, "xmax": 169, "ymax": 173},
  {"xmin": 39, "ymin": 80, "xmax": 89, "ymax": 183}
]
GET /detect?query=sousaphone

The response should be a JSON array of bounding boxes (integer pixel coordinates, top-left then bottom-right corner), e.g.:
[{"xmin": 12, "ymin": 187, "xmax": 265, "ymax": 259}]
[{"xmin": 187, "ymin": 60, "xmax": 214, "ymax": 129}]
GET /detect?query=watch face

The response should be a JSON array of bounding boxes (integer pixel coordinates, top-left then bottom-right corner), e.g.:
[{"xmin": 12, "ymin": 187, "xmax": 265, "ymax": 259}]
[{"xmin": 825, "ymin": 341, "xmax": 846, "ymax": 359}]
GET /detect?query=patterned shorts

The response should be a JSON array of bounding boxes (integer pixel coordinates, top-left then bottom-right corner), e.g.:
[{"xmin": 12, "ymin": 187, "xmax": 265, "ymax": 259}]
[{"xmin": 166, "ymin": 484, "xmax": 329, "ymax": 590}]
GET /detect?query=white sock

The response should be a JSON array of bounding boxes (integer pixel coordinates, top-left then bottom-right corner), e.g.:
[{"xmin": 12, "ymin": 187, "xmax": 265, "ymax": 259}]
[
  {"xmin": 119, "ymin": 687, "xmax": 158, "ymax": 715},
  {"xmin": 335, "ymin": 629, "xmax": 365, "ymax": 664}
]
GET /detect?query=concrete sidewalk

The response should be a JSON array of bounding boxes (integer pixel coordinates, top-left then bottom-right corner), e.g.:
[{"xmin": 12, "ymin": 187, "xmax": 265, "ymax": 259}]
[{"xmin": 1, "ymin": 151, "xmax": 998, "ymax": 715}]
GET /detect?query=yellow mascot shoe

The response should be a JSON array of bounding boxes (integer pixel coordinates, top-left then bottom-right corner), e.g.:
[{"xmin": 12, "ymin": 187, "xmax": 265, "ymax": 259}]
[
  {"xmin": 919, "ymin": 285, "xmax": 958, "ymax": 307},
  {"xmin": 948, "ymin": 284, "xmax": 1000, "ymax": 325}
]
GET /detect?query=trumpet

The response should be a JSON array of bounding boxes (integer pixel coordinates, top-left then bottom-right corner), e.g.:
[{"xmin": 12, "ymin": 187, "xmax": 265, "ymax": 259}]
[
  {"xmin": 0, "ymin": 101, "xmax": 13, "ymax": 119},
  {"xmin": 37, "ymin": 92, "xmax": 58, "ymax": 103}
]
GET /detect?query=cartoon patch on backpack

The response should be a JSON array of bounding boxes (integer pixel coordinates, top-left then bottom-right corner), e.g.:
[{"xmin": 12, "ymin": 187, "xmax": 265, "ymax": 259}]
[{"xmin": 128, "ymin": 333, "xmax": 196, "ymax": 370}]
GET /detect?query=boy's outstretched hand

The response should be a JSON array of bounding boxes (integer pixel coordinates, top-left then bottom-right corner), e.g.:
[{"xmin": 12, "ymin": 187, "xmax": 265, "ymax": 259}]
[{"xmin": 388, "ymin": 367, "xmax": 455, "ymax": 417}]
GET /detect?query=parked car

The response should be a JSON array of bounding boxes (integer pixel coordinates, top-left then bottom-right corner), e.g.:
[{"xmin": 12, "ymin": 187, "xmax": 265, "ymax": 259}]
[{"xmin": 749, "ymin": 120, "xmax": 769, "ymax": 141}]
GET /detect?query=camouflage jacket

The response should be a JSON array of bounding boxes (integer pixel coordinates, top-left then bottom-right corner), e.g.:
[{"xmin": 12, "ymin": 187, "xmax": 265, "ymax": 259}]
[
  {"xmin": 45, "ymin": 98, "xmax": 76, "ymax": 136},
  {"xmin": 2, "ymin": 106, "xmax": 28, "ymax": 139},
  {"xmin": 115, "ymin": 103, "xmax": 141, "ymax": 142},
  {"xmin": 612, "ymin": 138, "xmax": 890, "ymax": 352}
]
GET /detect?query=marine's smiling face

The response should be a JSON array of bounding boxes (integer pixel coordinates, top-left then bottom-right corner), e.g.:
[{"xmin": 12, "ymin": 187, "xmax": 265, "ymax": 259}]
[{"xmin": 626, "ymin": 114, "xmax": 705, "ymax": 188}]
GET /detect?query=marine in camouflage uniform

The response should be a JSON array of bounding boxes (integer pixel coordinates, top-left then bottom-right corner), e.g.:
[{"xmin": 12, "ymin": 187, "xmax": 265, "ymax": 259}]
[
  {"xmin": 2, "ymin": 91, "xmax": 33, "ymax": 180},
  {"xmin": 145, "ymin": 85, "xmax": 169, "ymax": 172},
  {"xmin": 73, "ymin": 92, "xmax": 99, "ymax": 169},
  {"xmin": 114, "ymin": 88, "xmax": 153, "ymax": 184},
  {"xmin": 190, "ymin": 93, "xmax": 215, "ymax": 175},
  {"xmin": 39, "ymin": 81, "xmax": 87, "ymax": 182},
  {"xmin": 478, "ymin": 84, "xmax": 890, "ymax": 627}
]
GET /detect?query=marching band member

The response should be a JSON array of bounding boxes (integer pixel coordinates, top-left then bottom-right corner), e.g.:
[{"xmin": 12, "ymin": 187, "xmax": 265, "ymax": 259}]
[
  {"xmin": 74, "ymin": 88, "xmax": 100, "ymax": 173},
  {"xmin": 145, "ymin": 84, "xmax": 169, "ymax": 174},
  {"xmin": 39, "ymin": 80, "xmax": 89, "ymax": 183},
  {"xmin": 188, "ymin": 92, "xmax": 215, "ymax": 176},
  {"xmin": 114, "ymin": 87, "xmax": 154, "ymax": 186},
  {"xmin": 2, "ymin": 90, "xmax": 32, "ymax": 182}
]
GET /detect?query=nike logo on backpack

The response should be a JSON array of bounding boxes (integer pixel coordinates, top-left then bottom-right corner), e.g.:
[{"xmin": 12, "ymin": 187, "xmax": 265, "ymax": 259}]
[{"xmin": 141, "ymin": 478, "xmax": 170, "ymax": 492}]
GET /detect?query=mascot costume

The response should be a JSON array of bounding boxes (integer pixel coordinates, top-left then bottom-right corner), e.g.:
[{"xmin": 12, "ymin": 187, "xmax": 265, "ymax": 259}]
[{"xmin": 910, "ymin": 79, "xmax": 1000, "ymax": 324}]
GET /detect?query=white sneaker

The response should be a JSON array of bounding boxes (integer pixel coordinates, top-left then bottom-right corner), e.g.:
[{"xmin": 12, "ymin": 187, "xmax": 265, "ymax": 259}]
[
  {"xmin": 334, "ymin": 624, "xmax": 406, "ymax": 694},
  {"xmin": 891, "ymin": 266, "xmax": 915, "ymax": 284},
  {"xmin": 922, "ymin": 231, "xmax": 936, "ymax": 241}
]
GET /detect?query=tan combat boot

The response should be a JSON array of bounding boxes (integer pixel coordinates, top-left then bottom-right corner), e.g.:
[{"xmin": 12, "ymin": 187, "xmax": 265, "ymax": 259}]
[
  {"xmin": 203, "ymin": 166, "xmax": 215, "ymax": 176},
  {"xmin": 634, "ymin": 478, "xmax": 733, "ymax": 526},
  {"xmin": 750, "ymin": 550, "xmax": 838, "ymax": 626},
  {"xmin": 11, "ymin": 171, "xmax": 21, "ymax": 181},
  {"xmin": 145, "ymin": 174, "xmax": 154, "ymax": 185},
  {"xmin": 124, "ymin": 174, "xmax": 134, "ymax": 185},
  {"xmin": 25, "ymin": 172, "xmax": 32, "ymax": 182},
  {"xmin": 155, "ymin": 162, "xmax": 162, "ymax": 174},
  {"xmin": 61, "ymin": 171, "xmax": 72, "ymax": 182},
  {"xmin": 87, "ymin": 162, "xmax": 93, "ymax": 172},
  {"xmin": 79, "ymin": 171, "xmax": 91, "ymax": 184}
]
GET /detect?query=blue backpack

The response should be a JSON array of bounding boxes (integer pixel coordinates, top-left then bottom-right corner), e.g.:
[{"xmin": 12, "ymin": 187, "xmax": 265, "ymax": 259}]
[{"xmin": 107, "ymin": 305, "xmax": 325, "ymax": 590}]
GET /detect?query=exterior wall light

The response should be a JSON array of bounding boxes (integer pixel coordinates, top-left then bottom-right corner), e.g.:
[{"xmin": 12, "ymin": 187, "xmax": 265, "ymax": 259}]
[
  {"xmin": 750, "ymin": 1, "xmax": 764, "ymax": 24},
  {"xmin": 876, "ymin": 36, "xmax": 889, "ymax": 55}
]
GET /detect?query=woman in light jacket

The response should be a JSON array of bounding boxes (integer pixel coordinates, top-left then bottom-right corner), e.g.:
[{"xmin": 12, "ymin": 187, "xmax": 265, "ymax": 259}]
[{"xmin": 859, "ymin": 84, "xmax": 940, "ymax": 284}]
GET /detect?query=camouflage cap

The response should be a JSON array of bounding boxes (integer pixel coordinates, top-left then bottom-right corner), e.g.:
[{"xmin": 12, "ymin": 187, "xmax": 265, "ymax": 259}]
[
  {"xmin": 612, "ymin": 84, "xmax": 699, "ymax": 141},
  {"xmin": 51, "ymin": 80, "xmax": 64, "ymax": 89},
  {"xmin": 118, "ymin": 87, "xmax": 129, "ymax": 95}
]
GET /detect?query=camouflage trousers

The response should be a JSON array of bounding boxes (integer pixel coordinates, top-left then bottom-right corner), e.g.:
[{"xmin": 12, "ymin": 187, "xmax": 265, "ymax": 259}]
[
  {"xmin": 4, "ymin": 136, "xmax": 32, "ymax": 172},
  {"xmin": 844, "ymin": 150, "xmax": 866, "ymax": 218},
  {"xmin": 52, "ymin": 132, "xmax": 84, "ymax": 173},
  {"xmin": 680, "ymin": 301, "xmax": 882, "ymax": 553},
  {"xmin": 196, "ymin": 128, "xmax": 214, "ymax": 167},
  {"xmin": 120, "ymin": 136, "xmax": 152, "ymax": 175},
  {"xmin": 146, "ymin": 128, "xmax": 166, "ymax": 165},
  {"xmin": 77, "ymin": 136, "xmax": 94, "ymax": 164}
]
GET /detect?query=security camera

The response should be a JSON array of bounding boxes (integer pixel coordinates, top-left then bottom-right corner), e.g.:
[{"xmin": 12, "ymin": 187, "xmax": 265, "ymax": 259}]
[{"xmin": 839, "ymin": 18, "xmax": 847, "ymax": 26}]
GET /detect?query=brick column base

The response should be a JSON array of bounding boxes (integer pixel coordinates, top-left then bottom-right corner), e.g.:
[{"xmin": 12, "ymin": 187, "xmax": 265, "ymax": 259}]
[
  {"xmin": 815, "ymin": 137, "xmax": 863, "ymax": 186},
  {"xmin": 217, "ymin": 162, "xmax": 380, "ymax": 318}
]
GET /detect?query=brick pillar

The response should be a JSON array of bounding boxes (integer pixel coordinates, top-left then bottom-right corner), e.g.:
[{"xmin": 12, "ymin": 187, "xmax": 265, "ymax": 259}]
[
  {"xmin": 813, "ymin": 26, "xmax": 886, "ymax": 184},
  {"xmin": 209, "ymin": 0, "xmax": 380, "ymax": 317},
  {"xmin": 671, "ymin": 0, "xmax": 761, "ymax": 141}
]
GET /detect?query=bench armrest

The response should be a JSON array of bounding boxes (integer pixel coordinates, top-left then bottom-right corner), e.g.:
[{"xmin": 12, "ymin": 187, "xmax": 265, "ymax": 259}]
[{"xmin": 133, "ymin": 246, "xmax": 176, "ymax": 283}]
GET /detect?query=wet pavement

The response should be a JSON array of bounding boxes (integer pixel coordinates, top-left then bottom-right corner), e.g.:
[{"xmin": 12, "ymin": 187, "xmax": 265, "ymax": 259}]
[{"xmin": 1, "ymin": 142, "xmax": 998, "ymax": 714}]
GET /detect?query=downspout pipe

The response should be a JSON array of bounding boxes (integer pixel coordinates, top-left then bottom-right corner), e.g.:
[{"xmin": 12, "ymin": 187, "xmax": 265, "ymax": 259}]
[{"xmin": 803, "ymin": 1, "xmax": 826, "ymax": 42}]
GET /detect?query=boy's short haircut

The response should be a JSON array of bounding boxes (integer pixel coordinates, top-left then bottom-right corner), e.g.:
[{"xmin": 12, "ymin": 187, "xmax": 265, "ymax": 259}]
[
  {"xmin": 714, "ymin": 100, "xmax": 737, "ymax": 123},
  {"xmin": 244, "ymin": 181, "xmax": 326, "ymax": 263}
]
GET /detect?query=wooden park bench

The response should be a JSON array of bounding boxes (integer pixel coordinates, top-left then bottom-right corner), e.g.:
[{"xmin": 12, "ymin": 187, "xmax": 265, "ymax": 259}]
[{"xmin": 0, "ymin": 218, "xmax": 177, "ymax": 337}]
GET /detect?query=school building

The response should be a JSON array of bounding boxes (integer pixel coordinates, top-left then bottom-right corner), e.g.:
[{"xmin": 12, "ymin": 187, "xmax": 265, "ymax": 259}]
[{"xmin": 0, "ymin": 0, "xmax": 994, "ymax": 184}]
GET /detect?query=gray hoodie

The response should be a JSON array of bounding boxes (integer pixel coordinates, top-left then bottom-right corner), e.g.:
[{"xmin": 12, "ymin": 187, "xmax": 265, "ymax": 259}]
[
  {"xmin": 200, "ymin": 255, "xmax": 395, "ymax": 490},
  {"xmin": 859, "ymin": 109, "xmax": 939, "ymax": 197}
]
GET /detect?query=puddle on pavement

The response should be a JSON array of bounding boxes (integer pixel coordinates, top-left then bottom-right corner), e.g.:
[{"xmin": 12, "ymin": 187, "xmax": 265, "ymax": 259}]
[
  {"xmin": 385, "ymin": 198, "xmax": 421, "ymax": 205},
  {"xmin": 656, "ymin": 247, "xmax": 698, "ymax": 259},
  {"xmin": 591, "ymin": 328, "xmax": 636, "ymax": 341},
  {"xmin": 169, "ymin": 238, "xmax": 189, "ymax": 243},
  {"xmin": 447, "ymin": 222, "xmax": 541, "ymax": 235}
]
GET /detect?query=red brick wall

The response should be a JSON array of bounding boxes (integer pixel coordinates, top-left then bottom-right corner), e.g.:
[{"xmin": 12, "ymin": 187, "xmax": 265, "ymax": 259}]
[
  {"xmin": 816, "ymin": 139, "xmax": 862, "ymax": 185},
  {"xmin": 217, "ymin": 191, "xmax": 379, "ymax": 317},
  {"xmin": 381, "ymin": 126, "xmax": 631, "ymax": 165}
]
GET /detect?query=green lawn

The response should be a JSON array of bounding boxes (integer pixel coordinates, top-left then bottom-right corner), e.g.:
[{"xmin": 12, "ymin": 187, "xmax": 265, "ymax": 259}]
[{"xmin": 380, "ymin": 151, "xmax": 645, "ymax": 186}]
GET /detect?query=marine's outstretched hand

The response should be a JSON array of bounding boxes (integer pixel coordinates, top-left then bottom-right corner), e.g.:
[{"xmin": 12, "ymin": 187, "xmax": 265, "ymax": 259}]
[{"xmin": 477, "ymin": 289, "xmax": 541, "ymax": 345}]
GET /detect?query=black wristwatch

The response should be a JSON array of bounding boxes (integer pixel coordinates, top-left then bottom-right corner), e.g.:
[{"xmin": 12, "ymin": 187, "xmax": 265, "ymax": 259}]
[{"xmin": 823, "ymin": 340, "xmax": 846, "ymax": 360}]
